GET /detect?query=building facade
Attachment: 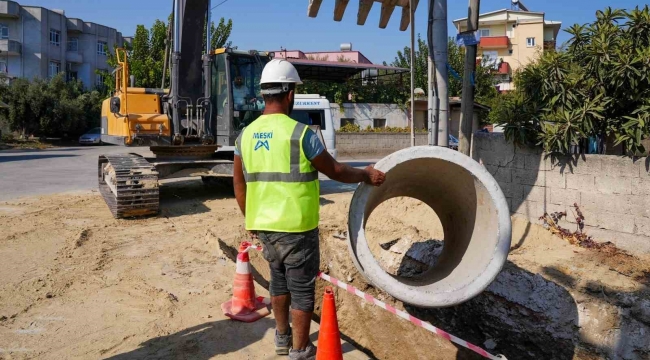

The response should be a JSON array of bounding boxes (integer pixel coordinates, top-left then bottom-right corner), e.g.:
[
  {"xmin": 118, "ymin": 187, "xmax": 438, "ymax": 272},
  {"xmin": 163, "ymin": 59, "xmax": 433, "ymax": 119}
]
[
  {"xmin": 0, "ymin": 0, "xmax": 124, "ymax": 89},
  {"xmin": 453, "ymin": 8, "xmax": 561, "ymax": 91}
]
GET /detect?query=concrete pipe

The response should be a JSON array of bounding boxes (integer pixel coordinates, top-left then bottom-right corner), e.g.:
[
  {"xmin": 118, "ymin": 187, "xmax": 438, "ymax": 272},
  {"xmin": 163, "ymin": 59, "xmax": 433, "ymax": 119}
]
[{"xmin": 347, "ymin": 146, "xmax": 511, "ymax": 308}]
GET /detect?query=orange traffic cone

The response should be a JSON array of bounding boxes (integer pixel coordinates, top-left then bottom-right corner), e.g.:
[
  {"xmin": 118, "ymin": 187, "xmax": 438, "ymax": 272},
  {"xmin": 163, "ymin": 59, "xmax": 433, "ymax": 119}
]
[
  {"xmin": 316, "ymin": 286, "xmax": 343, "ymax": 360},
  {"xmin": 221, "ymin": 241, "xmax": 271, "ymax": 323}
]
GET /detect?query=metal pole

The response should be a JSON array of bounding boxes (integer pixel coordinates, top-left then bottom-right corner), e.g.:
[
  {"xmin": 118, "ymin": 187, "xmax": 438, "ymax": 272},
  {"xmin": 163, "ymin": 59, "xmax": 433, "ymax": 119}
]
[
  {"xmin": 458, "ymin": 0, "xmax": 480, "ymax": 155},
  {"xmin": 409, "ymin": 0, "xmax": 415, "ymax": 147},
  {"xmin": 206, "ymin": 0, "xmax": 212, "ymax": 54},
  {"xmin": 171, "ymin": 0, "xmax": 183, "ymax": 143},
  {"xmin": 433, "ymin": 0, "xmax": 449, "ymax": 147},
  {"xmin": 427, "ymin": 0, "xmax": 437, "ymax": 146}
]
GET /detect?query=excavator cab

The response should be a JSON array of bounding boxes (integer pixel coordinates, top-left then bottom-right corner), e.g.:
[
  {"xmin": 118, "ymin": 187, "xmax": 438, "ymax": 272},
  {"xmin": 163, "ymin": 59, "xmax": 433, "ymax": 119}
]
[{"xmin": 211, "ymin": 49, "xmax": 272, "ymax": 148}]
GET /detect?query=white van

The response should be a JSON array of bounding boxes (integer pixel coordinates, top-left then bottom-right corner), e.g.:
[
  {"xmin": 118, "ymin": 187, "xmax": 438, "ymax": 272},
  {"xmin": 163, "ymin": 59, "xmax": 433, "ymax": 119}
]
[{"xmin": 291, "ymin": 94, "xmax": 338, "ymax": 159}]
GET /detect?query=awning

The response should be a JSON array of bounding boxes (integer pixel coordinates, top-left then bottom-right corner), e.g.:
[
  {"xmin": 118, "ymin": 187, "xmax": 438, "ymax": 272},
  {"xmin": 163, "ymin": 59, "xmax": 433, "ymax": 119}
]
[{"xmin": 287, "ymin": 58, "xmax": 409, "ymax": 83}]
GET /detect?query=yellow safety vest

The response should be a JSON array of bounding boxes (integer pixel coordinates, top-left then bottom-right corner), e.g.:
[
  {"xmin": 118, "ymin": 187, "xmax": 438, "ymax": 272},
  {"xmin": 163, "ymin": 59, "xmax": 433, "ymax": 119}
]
[{"xmin": 238, "ymin": 114, "xmax": 320, "ymax": 232}]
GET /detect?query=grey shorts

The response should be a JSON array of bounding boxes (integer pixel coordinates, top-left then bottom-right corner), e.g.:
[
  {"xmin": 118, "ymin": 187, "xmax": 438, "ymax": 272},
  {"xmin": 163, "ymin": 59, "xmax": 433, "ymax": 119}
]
[{"xmin": 257, "ymin": 228, "xmax": 320, "ymax": 312}]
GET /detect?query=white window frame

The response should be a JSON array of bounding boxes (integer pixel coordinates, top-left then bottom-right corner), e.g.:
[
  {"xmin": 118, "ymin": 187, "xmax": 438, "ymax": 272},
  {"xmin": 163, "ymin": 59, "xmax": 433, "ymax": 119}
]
[
  {"xmin": 479, "ymin": 28, "xmax": 490, "ymax": 37},
  {"xmin": 97, "ymin": 41, "xmax": 107, "ymax": 56},
  {"xmin": 49, "ymin": 29, "xmax": 61, "ymax": 46},
  {"xmin": 48, "ymin": 61, "xmax": 60, "ymax": 77},
  {"xmin": 0, "ymin": 24, "xmax": 8, "ymax": 40},
  {"xmin": 0, "ymin": 60, "xmax": 7, "ymax": 73},
  {"xmin": 96, "ymin": 73, "xmax": 105, "ymax": 87},
  {"xmin": 526, "ymin": 37, "xmax": 536, "ymax": 47},
  {"xmin": 67, "ymin": 37, "xmax": 79, "ymax": 52}
]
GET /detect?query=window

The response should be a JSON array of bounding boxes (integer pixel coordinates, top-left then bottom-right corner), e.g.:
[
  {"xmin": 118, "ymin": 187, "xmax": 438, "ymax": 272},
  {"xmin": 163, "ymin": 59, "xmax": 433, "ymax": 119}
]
[
  {"xmin": 97, "ymin": 41, "xmax": 107, "ymax": 55},
  {"xmin": 67, "ymin": 37, "xmax": 78, "ymax": 52},
  {"xmin": 48, "ymin": 61, "xmax": 60, "ymax": 77},
  {"xmin": 67, "ymin": 71, "xmax": 78, "ymax": 82},
  {"xmin": 482, "ymin": 51, "xmax": 499, "ymax": 69},
  {"xmin": 0, "ymin": 24, "xmax": 8, "ymax": 40},
  {"xmin": 526, "ymin": 37, "xmax": 536, "ymax": 47},
  {"xmin": 290, "ymin": 110, "xmax": 326, "ymax": 130},
  {"xmin": 341, "ymin": 118, "xmax": 355, "ymax": 127},
  {"xmin": 373, "ymin": 118, "xmax": 386, "ymax": 129},
  {"xmin": 96, "ymin": 73, "xmax": 105, "ymax": 87},
  {"xmin": 0, "ymin": 61, "xmax": 6, "ymax": 73},
  {"xmin": 479, "ymin": 29, "xmax": 490, "ymax": 37},
  {"xmin": 49, "ymin": 29, "xmax": 61, "ymax": 46}
]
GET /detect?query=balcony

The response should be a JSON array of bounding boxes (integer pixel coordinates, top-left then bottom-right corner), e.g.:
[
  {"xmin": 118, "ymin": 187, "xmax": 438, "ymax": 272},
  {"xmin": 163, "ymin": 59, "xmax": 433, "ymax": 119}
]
[
  {"xmin": 497, "ymin": 62, "xmax": 511, "ymax": 75},
  {"xmin": 480, "ymin": 36, "xmax": 509, "ymax": 49},
  {"xmin": 0, "ymin": 39, "xmax": 21, "ymax": 55},
  {"xmin": 67, "ymin": 18, "xmax": 83, "ymax": 33},
  {"xmin": 544, "ymin": 40, "xmax": 556, "ymax": 50},
  {"xmin": 0, "ymin": 1, "xmax": 19, "ymax": 18},
  {"xmin": 66, "ymin": 51, "xmax": 83, "ymax": 63}
]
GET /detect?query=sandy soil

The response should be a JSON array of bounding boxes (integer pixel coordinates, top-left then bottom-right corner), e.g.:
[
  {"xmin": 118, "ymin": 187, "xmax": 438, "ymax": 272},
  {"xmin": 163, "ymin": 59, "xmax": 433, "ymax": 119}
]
[
  {"xmin": 1, "ymin": 182, "xmax": 649, "ymax": 359},
  {"xmin": 0, "ymin": 181, "xmax": 367, "ymax": 360}
]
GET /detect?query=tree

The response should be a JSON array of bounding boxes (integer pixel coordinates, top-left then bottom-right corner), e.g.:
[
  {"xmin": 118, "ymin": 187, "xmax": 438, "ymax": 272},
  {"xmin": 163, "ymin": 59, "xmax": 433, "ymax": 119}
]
[
  {"xmin": 0, "ymin": 74, "xmax": 102, "ymax": 138},
  {"xmin": 494, "ymin": 6, "xmax": 650, "ymax": 155},
  {"xmin": 101, "ymin": 16, "xmax": 233, "ymax": 91},
  {"xmin": 388, "ymin": 35, "xmax": 498, "ymax": 105},
  {"xmin": 204, "ymin": 17, "xmax": 233, "ymax": 50}
]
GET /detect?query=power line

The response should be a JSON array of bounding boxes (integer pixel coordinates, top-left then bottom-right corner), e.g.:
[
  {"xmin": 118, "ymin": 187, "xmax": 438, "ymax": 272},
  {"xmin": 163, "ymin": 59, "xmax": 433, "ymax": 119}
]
[{"xmin": 211, "ymin": 0, "xmax": 231, "ymax": 10}]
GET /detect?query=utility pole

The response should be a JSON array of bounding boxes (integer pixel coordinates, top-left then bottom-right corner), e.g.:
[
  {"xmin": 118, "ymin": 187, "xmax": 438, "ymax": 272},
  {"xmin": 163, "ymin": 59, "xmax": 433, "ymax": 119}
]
[
  {"xmin": 409, "ymin": 0, "xmax": 416, "ymax": 147},
  {"xmin": 458, "ymin": 0, "xmax": 480, "ymax": 155},
  {"xmin": 430, "ymin": 0, "xmax": 449, "ymax": 147},
  {"xmin": 427, "ymin": 0, "xmax": 436, "ymax": 146}
]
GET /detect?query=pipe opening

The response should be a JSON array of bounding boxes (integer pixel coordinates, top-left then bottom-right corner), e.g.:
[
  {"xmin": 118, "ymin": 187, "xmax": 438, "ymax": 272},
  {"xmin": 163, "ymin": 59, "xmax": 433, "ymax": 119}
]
[
  {"xmin": 348, "ymin": 147, "xmax": 511, "ymax": 307},
  {"xmin": 365, "ymin": 197, "xmax": 444, "ymax": 279}
]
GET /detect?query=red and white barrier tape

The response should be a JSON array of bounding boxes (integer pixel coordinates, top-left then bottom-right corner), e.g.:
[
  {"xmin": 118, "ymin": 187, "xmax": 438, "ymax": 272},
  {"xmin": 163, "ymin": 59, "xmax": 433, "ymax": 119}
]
[{"xmin": 245, "ymin": 244, "xmax": 505, "ymax": 360}]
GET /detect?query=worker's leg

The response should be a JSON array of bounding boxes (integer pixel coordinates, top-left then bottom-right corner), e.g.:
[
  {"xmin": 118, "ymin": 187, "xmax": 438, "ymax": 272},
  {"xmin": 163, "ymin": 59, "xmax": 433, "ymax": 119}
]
[
  {"xmin": 271, "ymin": 294, "xmax": 291, "ymax": 334},
  {"xmin": 285, "ymin": 229, "xmax": 320, "ymax": 352},
  {"xmin": 259, "ymin": 232, "xmax": 292, "ymax": 355}
]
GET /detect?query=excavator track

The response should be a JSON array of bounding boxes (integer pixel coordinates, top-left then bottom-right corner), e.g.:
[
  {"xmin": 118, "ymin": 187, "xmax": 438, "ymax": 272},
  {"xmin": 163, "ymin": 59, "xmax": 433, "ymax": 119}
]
[{"xmin": 98, "ymin": 154, "xmax": 160, "ymax": 218}]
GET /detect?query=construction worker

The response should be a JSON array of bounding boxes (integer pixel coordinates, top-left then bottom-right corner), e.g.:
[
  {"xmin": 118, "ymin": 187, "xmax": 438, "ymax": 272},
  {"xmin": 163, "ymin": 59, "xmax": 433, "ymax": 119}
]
[{"xmin": 233, "ymin": 59, "xmax": 385, "ymax": 359}]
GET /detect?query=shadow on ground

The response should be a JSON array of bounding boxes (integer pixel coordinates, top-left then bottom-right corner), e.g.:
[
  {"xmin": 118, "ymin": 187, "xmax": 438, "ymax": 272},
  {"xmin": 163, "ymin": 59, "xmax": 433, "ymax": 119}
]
[{"xmin": 104, "ymin": 318, "xmax": 276, "ymax": 360}]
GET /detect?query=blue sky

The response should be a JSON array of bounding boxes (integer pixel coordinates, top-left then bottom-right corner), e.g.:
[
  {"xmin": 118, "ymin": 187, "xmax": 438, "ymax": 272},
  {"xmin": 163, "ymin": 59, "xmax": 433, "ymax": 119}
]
[{"xmin": 26, "ymin": 0, "xmax": 648, "ymax": 64}]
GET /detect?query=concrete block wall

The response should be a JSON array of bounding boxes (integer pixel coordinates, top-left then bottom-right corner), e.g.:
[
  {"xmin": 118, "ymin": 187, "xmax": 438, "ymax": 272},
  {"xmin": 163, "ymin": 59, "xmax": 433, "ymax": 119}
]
[
  {"xmin": 337, "ymin": 133, "xmax": 428, "ymax": 157},
  {"xmin": 472, "ymin": 132, "xmax": 650, "ymax": 255}
]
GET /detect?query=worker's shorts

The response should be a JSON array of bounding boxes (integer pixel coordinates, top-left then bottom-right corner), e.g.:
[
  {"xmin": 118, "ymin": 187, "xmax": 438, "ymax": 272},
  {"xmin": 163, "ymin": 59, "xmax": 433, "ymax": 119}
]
[{"xmin": 257, "ymin": 228, "xmax": 320, "ymax": 312}]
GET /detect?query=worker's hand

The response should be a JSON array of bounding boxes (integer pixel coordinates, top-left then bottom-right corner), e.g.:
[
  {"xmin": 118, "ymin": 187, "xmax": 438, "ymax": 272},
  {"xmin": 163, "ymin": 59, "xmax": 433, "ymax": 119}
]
[{"xmin": 363, "ymin": 165, "xmax": 386, "ymax": 186}]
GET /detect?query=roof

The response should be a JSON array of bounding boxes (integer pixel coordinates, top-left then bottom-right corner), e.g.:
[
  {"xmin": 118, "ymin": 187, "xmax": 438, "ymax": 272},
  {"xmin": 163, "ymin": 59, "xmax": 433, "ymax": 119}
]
[
  {"xmin": 287, "ymin": 58, "xmax": 408, "ymax": 82},
  {"xmin": 453, "ymin": 9, "xmax": 544, "ymax": 24}
]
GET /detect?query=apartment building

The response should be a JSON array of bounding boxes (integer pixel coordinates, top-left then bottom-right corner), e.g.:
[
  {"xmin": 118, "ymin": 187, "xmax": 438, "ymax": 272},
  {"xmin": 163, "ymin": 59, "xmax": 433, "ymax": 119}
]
[
  {"xmin": 0, "ymin": 0, "xmax": 124, "ymax": 89},
  {"xmin": 453, "ymin": 8, "xmax": 561, "ymax": 91}
]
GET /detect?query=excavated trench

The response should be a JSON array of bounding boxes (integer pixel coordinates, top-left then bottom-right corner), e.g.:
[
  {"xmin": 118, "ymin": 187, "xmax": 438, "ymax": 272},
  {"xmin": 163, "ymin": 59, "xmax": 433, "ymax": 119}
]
[{"xmin": 219, "ymin": 147, "xmax": 650, "ymax": 359}]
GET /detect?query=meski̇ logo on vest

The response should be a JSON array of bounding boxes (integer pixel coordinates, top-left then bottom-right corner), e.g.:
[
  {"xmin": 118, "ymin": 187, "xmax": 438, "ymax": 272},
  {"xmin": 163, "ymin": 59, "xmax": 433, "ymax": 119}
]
[{"xmin": 253, "ymin": 131, "xmax": 272, "ymax": 151}]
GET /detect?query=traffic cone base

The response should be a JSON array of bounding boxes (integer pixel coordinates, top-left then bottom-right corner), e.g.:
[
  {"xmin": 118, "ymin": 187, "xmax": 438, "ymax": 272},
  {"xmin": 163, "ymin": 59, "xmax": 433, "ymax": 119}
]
[
  {"xmin": 316, "ymin": 286, "xmax": 343, "ymax": 360},
  {"xmin": 221, "ymin": 241, "xmax": 271, "ymax": 323},
  {"xmin": 221, "ymin": 296, "xmax": 270, "ymax": 323}
]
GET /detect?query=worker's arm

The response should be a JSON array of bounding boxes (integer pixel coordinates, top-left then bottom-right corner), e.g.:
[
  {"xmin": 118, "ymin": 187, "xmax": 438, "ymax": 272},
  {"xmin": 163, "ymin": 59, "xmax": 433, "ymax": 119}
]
[
  {"xmin": 233, "ymin": 155, "xmax": 247, "ymax": 215},
  {"xmin": 310, "ymin": 150, "xmax": 386, "ymax": 186}
]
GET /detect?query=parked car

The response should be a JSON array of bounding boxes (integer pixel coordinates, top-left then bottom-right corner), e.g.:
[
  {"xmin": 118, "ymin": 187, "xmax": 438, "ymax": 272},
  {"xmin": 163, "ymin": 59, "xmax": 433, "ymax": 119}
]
[
  {"xmin": 79, "ymin": 128, "xmax": 102, "ymax": 145},
  {"xmin": 448, "ymin": 135, "xmax": 459, "ymax": 150}
]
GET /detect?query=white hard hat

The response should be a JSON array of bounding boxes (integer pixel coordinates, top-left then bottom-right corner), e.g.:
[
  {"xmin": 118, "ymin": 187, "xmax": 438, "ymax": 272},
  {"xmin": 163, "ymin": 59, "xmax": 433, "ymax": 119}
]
[{"xmin": 260, "ymin": 59, "xmax": 302, "ymax": 95}]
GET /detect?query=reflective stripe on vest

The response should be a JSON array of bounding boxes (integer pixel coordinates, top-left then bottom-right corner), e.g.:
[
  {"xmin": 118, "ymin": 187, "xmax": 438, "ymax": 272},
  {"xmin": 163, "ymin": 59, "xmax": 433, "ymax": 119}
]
[
  {"xmin": 238, "ymin": 122, "xmax": 318, "ymax": 183},
  {"xmin": 240, "ymin": 114, "xmax": 320, "ymax": 232}
]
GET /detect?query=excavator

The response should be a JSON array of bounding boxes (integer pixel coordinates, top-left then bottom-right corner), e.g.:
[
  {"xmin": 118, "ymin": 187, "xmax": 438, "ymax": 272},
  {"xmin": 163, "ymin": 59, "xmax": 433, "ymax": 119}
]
[
  {"xmin": 97, "ymin": 0, "xmax": 415, "ymax": 219},
  {"xmin": 98, "ymin": 0, "xmax": 273, "ymax": 218}
]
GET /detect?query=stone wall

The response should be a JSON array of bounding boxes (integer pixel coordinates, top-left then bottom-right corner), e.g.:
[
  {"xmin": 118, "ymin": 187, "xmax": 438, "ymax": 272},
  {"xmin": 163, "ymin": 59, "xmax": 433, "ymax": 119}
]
[
  {"xmin": 472, "ymin": 132, "xmax": 650, "ymax": 255},
  {"xmin": 337, "ymin": 133, "xmax": 428, "ymax": 157}
]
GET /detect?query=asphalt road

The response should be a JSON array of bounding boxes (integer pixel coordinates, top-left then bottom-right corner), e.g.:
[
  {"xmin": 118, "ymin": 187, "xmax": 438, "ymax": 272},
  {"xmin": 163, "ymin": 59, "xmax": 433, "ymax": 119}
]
[{"xmin": 0, "ymin": 145, "xmax": 376, "ymax": 201}]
